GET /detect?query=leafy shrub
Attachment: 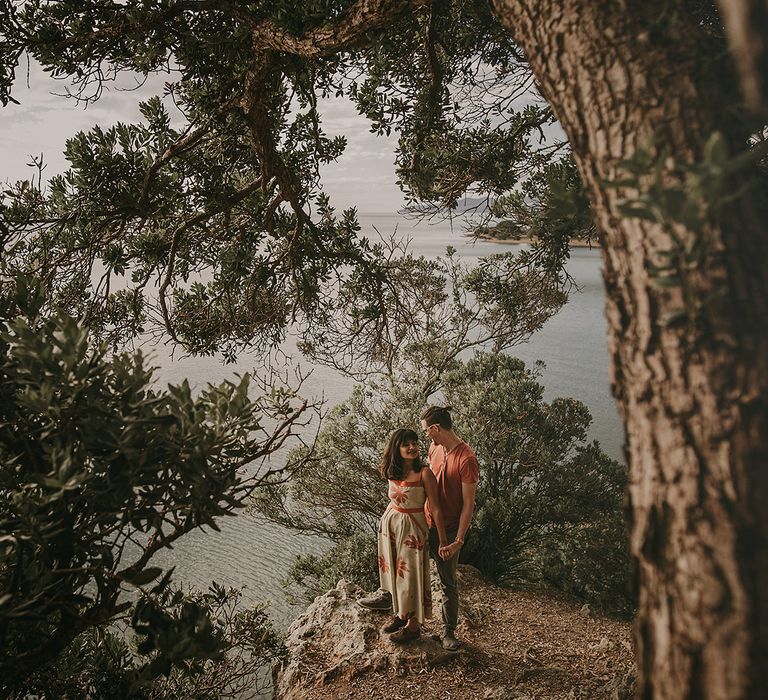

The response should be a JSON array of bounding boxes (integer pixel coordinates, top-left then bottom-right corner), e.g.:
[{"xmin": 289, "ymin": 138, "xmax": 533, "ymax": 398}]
[
  {"xmin": 444, "ymin": 355, "xmax": 629, "ymax": 612},
  {"xmin": 19, "ymin": 628, "xmax": 140, "ymax": 700},
  {"xmin": 15, "ymin": 585, "xmax": 283, "ymax": 700},
  {"xmin": 0, "ymin": 280, "xmax": 308, "ymax": 695},
  {"xmin": 537, "ymin": 514, "xmax": 633, "ymax": 615},
  {"xmin": 284, "ymin": 532, "xmax": 379, "ymax": 603}
]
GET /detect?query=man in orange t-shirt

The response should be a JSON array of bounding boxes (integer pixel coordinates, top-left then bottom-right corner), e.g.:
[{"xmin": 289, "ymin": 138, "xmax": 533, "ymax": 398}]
[{"xmin": 421, "ymin": 405, "xmax": 479, "ymax": 651}]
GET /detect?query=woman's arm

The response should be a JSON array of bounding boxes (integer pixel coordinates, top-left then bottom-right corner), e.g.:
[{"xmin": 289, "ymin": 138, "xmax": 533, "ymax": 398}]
[{"xmin": 422, "ymin": 469, "xmax": 448, "ymax": 548}]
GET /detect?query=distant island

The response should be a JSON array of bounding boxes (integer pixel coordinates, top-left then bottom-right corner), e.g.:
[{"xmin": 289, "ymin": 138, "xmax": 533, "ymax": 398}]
[{"xmin": 475, "ymin": 219, "xmax": 600, "ymax": 248}]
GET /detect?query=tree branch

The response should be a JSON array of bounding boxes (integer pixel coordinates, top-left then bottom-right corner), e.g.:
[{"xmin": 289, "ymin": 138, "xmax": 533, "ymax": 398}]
[
  {"xmin": 717, "ymin": 0, "xmax": 768, "ymax": 117},
  {"xmin": 242, "ymin": 0, "xmax": 429, "ymax": 58}
]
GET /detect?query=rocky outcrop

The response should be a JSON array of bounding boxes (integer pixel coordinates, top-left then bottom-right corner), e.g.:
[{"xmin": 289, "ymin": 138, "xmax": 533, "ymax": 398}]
[{"xmin": 273, "ymin": 568, "xmax": 481, "ymax": 700}]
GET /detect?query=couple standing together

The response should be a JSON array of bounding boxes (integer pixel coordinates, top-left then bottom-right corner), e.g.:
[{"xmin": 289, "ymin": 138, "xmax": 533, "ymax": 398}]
[{"xmin": 358, "ymin": 405, "xmax": 478, "ymax": 651}]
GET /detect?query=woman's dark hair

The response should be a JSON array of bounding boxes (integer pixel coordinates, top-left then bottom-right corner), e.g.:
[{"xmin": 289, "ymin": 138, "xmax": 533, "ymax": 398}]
[{"xmin": 379, "ymin": 428, "xmax": 423, "ymax": 480}]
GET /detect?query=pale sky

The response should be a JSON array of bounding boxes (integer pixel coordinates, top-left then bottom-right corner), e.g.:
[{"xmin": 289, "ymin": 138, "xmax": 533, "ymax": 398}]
[{"xmin": 0, "ymin": 61, "xmax": 407, "ymax": 213}]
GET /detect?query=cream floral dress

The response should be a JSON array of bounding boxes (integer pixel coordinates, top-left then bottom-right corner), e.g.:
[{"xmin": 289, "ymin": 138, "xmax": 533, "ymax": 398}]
[{"xmin": 377, "ymin": 474, "xmax": 432, "ymax": 623}]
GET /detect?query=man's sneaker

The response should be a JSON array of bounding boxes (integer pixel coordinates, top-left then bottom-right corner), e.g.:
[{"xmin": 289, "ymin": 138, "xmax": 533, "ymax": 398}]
[
  {"xmin": 381, "ymin": 616, "xmax": 407, "ymax": 633},
  {"xmin": 442, "ymin": 632, "xmax": 461, "ymax": 651},
  {"xmin": 356, "ymin": 589, "xmax": 392, "ymax": 611}
]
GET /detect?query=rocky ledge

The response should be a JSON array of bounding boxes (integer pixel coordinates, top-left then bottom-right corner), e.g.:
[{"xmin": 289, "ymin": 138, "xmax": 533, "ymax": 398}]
[
  {"xmin": 274, "ymin": 580, "xmax": 460, "ymax": 699},
  {"xmin": 274, "ymin": 566, "xmax": 635, "ymax": 700}
]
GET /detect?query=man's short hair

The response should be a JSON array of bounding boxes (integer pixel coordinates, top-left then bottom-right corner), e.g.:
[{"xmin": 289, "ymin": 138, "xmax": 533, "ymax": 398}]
[{"xmin": 421, "ymin": 405, "xmax": 453, "ymax": 430}]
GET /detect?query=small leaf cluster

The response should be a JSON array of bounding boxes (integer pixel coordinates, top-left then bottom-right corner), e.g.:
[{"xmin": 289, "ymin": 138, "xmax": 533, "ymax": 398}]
[
  {"xmin": 490, "ymin": 155, "xmax": 597, "ymax": 276},
  {"xmin": 609, "ymin": 132, "xmax": 768, "ymax": 327}
]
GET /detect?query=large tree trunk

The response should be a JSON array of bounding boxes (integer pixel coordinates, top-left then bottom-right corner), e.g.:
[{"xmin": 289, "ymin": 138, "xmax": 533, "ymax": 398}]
[{"xmin": 490, "ymin": 1, "xmax": 768, "ymax": 697}]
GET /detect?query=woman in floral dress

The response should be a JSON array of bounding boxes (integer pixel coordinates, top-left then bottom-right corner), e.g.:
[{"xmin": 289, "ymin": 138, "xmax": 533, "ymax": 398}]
[{"xmin": 377, "ymin": 428, "xmax": 448, "ymax": 643}]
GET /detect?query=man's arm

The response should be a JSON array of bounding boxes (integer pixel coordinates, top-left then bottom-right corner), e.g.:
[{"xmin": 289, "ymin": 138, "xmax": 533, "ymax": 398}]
[
  {"xmin": 455, "ymin": 480, "xmax": 477, "ymax": 545},
  {"xmin": 441, "ymin": 481, "xmax": 477, "ymax": 559}
]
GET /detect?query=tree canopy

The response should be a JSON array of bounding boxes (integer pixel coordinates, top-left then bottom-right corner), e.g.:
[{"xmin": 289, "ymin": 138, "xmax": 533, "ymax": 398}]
[{"xmin": 0, "ymin": 0, "xmax": 582, "ymax": 363}]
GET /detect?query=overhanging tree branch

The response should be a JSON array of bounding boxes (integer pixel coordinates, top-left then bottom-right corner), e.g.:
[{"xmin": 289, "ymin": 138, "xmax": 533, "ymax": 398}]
[
  {"xmin": 717, "ymin": 0, "xmax": 768, "ymax": 117},
  {"xmin": 243, "ymin": 0, "xmax": 429, "ymax": 58}
]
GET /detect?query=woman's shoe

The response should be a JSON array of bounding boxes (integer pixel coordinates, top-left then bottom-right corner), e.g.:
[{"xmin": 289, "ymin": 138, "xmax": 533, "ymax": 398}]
[
  {"xmin": 357, "ymin": 589, "xmax": 392, "ymax": 610},
  {"xmin": 389, "ymin": 625, "xmax": 421, "ymax": 644},
  {"xmin": 382, "ymin": 616, "xmax": 407, "ymax": 633}
]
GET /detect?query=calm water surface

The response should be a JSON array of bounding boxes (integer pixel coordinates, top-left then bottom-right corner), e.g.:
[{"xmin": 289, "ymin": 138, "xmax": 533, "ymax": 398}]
[{"xmin": 146, "ymin": 212, "xmax": 625, "ymax": 629}]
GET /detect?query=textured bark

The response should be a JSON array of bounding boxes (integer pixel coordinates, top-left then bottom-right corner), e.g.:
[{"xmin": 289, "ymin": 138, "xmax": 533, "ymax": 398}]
[
  {"xmin": 717, "ymin": 0, "xmax": 768, "ymax": 116},
  {"xmin": 247, "ymin": 0, "xmax": 428, "ymax": 57},
  {"xmin": 490, "ymin": 1, "xmax": 768, "ymax": 698}
]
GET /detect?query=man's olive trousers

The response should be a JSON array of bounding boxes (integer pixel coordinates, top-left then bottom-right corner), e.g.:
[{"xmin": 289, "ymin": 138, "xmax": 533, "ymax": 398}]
[{"xmin": 428, "ymin": 527, "xmax": 459, "ymax": 634}]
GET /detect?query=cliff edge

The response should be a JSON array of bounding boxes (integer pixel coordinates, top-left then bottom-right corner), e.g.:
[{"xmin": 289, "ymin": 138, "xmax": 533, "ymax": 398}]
[{"xmin": 274, "ymin": 565, "xmax": 634, "ymax": 700}]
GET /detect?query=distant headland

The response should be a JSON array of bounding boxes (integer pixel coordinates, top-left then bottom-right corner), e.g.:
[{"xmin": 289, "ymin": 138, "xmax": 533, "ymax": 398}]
[{"xmin": 474, "ymin": 219, "xmax": 600, "ymax": 249}]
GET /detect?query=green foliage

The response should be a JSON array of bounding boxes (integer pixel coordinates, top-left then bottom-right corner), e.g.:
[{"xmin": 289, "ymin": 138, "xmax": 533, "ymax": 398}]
[
  {"xmin": 0, "ymin": 277, "xmax": 310, "ymax": 693},
  {"xmin": 0, "ymin": 0, "xmax": 583, "ymax": 362},
  {"xmin": 16, "ymin": 585, "xmax": 283, "ymax": 700},
  {"xmin": 537, "ymin": 511, "xmax": 632, "ymax": 615},
  {"xmin": 0, "ymin": 92, "xmax": 342, "ymax": 357},
  {"xmin": 0, "ymin": 0, "xmax": 386, "ymax": 360},
  {"xmin": 490, "ymin": 155, "xmax": 597, "ymax": 274},
  {"xmin": 348, "ymin": 2, "xmax": 588, "ymax": 279},
  {"xmin": 299, "ymin": 247, "xmax": 567, "ymax": 386},
  {"xmin": 18, "ymin": 628, "xmax": 141, "ymax": 700},
  {"xmin": 252, "ymin": 383, "xmax": 405, "ymax": 540},
  {"xmin": 611, "ymin": 132, "xmax": 767, "ymax": 233},
  {"xmin": 444, "ymin": 354, "xmax": 630, "ymax": 612},
  {"xmin": 347, "ymin": 2, "xmax": 551, "ymax": 204}
]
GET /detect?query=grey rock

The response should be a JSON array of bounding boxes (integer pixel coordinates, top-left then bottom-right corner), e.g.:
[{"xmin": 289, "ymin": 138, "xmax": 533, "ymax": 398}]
[
  {"xmin": 484, "ymin": 688, "xmax": 532, "ymax": 700},
  {"xmin": 274, "ymin": 577, "xmax": 465, "ymax": 700},
  {"xmin": 596, "ymin": 636, "xmax": 614, "ymax": 652}
]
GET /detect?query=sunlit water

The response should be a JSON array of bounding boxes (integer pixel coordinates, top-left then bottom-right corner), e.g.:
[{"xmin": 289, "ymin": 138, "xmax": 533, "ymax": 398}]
[{"xmin": 143, "ymin": 212, "xmax": 625, "ymax": 634}]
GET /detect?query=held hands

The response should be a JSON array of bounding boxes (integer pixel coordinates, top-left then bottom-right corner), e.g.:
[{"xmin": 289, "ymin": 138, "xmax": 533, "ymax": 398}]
[{"xmin": 438, "ymin": 540, "xmax": 462, "ymax": 560}]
